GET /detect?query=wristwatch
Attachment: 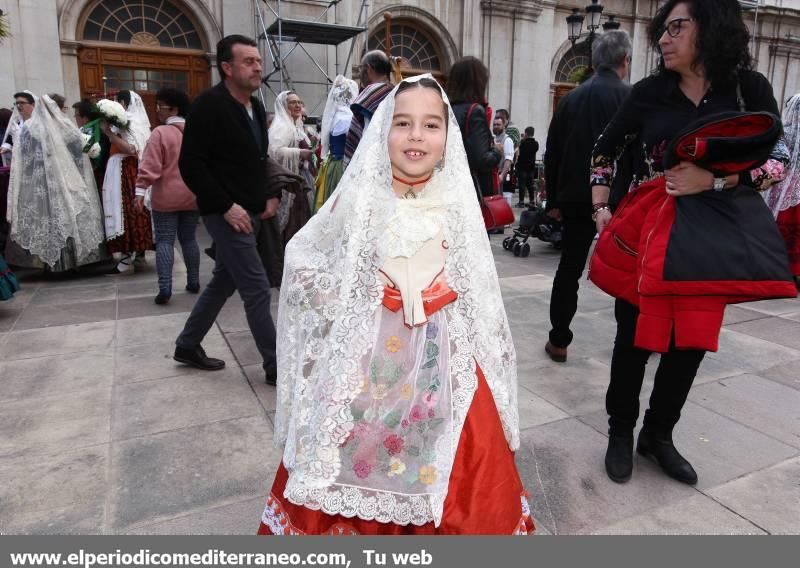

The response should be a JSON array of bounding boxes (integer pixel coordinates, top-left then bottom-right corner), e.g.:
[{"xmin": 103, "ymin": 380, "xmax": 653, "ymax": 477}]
[{"xmin": 713, "ymin": 177, "xmax": 727, "ymax": 192}]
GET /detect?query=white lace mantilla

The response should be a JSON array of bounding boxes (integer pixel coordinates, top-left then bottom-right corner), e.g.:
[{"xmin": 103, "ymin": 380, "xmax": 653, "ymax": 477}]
[
  {"xmin": 384, "ymin": 197, "xmax": 446, "ymax": 259},
  {"xmin": 274, "ymin": 76, "xmax": 519, "ymax": 528}
]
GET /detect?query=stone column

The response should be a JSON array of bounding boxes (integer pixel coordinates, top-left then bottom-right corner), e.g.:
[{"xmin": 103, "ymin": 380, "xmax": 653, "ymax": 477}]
[
  {"xmin": 1, "ymin": 0, "xmax": 64, "ymax": 101},
  {"xmin": 481, "ymin": 1, "xmax": 549, "ymax": 131}
]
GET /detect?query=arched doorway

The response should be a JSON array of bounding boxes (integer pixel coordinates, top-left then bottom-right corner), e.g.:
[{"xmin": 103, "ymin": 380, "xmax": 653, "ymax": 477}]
[
  {"xmin": 551, "ymin": 41, "xmax": 592, "ymax": 114},
  {"xmin": 366, "ymin": 19, "xmax": 447, "ymax": 82},
  {"xmin": 76, "ymin": 0, "xmax": 211, "ymax": 125}
]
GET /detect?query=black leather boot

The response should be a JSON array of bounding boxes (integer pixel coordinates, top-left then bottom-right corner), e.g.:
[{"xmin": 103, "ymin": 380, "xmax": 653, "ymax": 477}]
[
  {"xmin": 605, "ymin": 434, "xmax": 634, "ymax": 483},
  {"xmin": 636, "ymin": 427, "xmax": 698, "ymax": 485}
]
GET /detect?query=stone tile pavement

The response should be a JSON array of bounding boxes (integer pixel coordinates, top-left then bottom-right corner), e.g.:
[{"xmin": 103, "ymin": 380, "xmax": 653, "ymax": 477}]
[{"xmin": 1, "ymin": 225, "xmax": 799, "ymax": 535}]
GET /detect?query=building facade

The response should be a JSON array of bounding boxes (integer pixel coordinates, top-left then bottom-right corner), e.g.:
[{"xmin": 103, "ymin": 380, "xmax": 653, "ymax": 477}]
[{"xmin": 1, "ymin": 0, "xmax": 798, "ymax": 140}]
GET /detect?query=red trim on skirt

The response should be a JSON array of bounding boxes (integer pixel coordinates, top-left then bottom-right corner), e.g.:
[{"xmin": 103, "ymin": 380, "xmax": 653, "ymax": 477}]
[
  {"xmin": 257, "ymin": 366, "xmax": 534, "ymax": 535},
  {"xmin": 777, "ymin": 204, "xmax": 800, "ymax": 276}
]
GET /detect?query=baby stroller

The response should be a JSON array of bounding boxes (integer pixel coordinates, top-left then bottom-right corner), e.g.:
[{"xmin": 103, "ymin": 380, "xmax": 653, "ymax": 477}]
[{"xmin": 502, "ymin": 203, "xmax": 563, "ymax": 257}]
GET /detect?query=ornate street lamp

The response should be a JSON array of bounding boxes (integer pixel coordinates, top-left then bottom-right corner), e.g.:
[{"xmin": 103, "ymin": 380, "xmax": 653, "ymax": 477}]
[
  {"xmin": 603, "ymin": 14, "xmax": 621, "ymax": 31},
  {"xmin": 567, "ymin": 1, "xmax": 622, "ymax": 45},
  {"xmin": 567, "ymin": 8, "xmax": 585, "ymax": 45},
  {"xmin": 586, "ymin": 0, "xmax": 604, "ymax": 34}
]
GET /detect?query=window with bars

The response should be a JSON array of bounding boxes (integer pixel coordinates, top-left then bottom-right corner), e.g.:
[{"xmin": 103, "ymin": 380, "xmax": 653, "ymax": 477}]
[
  {"xmin": 82, "ymin": 0, "xmax": 202, "ymax": 50},
  {"xmin": 555, "ymin": 41, "xmax": 592, "ymax": 84},
  {"xmin": 367, "ymin": 22, "xmax": 442, "ymax": 72},
  {"xmin": 104, "ymin": 67, "xmax": 189, "ymax": 92}
]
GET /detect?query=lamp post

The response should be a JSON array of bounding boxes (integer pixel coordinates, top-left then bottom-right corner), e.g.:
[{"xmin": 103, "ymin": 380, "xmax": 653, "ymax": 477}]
[
  {"xmin": 602, "ymin": 14, "xmax": 621, "ymax": 31},
  {"xmin": 567, "ymin": 9, "xmax": 584, "ymax": 45},
  {"xmin": 567, "ymin": 1, "xmax": 622, "ymax": 46}
]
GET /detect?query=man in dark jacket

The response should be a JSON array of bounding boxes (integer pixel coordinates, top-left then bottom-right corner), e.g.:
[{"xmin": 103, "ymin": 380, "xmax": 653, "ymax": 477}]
[
  {"xmin": 174, "ymin": 34, "xmax": 281, "ymax": 385},
  {"xmin": 543, "ymin": 30, "xmax": 632, "ymax": 363}
]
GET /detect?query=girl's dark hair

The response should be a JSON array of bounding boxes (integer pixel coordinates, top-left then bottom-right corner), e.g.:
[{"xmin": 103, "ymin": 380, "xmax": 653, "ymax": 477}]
[
  {"xmin": 156, "ymin": 87, "xmax": 191, "ymax": 117},
  {"xmin": 446, "ymin": 56, "xmax": 489, "ymax": 105},
  {"xmin": 116, "ymin": 90, "xmax": 132, "ymax": 107},
  {"xmin": 648, "ymin": 0, "xmax": 752, "ymax": 88},
  {"xmin": 395, "ymin": 78, "xmax": 448, "ymax": 122}
]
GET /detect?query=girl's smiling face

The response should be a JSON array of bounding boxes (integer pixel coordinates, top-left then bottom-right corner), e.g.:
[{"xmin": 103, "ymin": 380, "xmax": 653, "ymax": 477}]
[{"xmin": 388, "ymin": 85, "xmax": 447, "ymax": 189}]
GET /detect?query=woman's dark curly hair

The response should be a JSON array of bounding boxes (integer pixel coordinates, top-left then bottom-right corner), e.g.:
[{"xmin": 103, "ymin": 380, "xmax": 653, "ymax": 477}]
[{"xmin": 648, "ymin": 0, "xmax": 752, "ymax": 88}]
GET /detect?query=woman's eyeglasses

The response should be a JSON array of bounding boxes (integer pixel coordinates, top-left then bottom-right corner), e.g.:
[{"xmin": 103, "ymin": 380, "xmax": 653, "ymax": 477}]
[{"xmin": 660, "ymin": 17, "xmax": 693, "ymax": 38}]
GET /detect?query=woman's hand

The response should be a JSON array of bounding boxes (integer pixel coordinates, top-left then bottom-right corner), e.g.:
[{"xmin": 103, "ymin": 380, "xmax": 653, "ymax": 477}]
[
  {"xmin": 595, "ymin": 209, "xmax": 613, "ymax": 234},
  {"xmin": 134, "ymin": 196, "xmax": 145, "ymax": 213},
  {"xmin": 299, "ymin": 149, "xmax": 313, "ymax": 160},
  {"xmin": 664, "ymin": 162, "xmax": 714, "ymax": 197}
]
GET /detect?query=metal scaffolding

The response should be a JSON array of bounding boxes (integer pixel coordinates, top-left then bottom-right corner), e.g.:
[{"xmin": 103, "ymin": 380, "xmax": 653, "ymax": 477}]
[{"xmin": 255, "ymin": 0, "xmax": 369, "ymax": 113}]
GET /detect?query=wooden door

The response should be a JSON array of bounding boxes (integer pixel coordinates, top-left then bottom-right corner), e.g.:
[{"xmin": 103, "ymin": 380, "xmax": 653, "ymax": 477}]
[{"xmin": 78, "ymin": 45, "xmax": 210, "ymax": 127}]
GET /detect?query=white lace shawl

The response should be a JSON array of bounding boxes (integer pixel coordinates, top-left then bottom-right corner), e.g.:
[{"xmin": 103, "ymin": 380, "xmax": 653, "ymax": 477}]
[
  {"xmin": 765, "ymin": 94, "xmax": 800, "ymax": 217},
  {"xmin": 269, "ymin": 90, "xmax": 310, "ymax": 175},
  {"xmin": 7, "ymin": 94, "xmax": 105, "ymax": 267},
  {"xmin": 274, "ymin": 75, "xmax": 519, "ymax": 527},
  {"xmin": 320, "ymin": 75, "xmax": 358, "ymax": 158}
]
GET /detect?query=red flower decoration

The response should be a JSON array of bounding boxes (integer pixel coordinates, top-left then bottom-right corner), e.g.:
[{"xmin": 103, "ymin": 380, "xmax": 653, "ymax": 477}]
[
  {"xmin": 409, "ymin": 405, "xmax": 426, "ymax": 423},
  {"xmin": 383, "ymin": 434, "xmax": 405, "ymax": 456},
  {"xmin": 353, "ymin": 460, "xmax": 372, "ymax": 479}
]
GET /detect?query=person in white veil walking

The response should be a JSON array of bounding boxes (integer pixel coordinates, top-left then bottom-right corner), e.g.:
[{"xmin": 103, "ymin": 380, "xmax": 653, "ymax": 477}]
[
  {"xmin": 102, "ymin": 89, "xmax": 154, "ymax": 274},
  {"xmin": 764, "ymin": 93, "xmax": 800, "ymax": 283},
  {"xmin": 256, "ymin": 75, "xmax": 534, "ymax": 535},
  {"xmin": 312, "ymin": 75, "xmax": 358, "ymax": 212},
  {"xmin": 5, "ymin": 92, "xmax": 106, "ymax": 272}
]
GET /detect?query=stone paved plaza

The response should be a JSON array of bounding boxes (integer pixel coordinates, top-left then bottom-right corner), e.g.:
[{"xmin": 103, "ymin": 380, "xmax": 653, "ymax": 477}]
[{"xmin": 1, "ymin": 225, "xmax": 799, "ymax": 535}]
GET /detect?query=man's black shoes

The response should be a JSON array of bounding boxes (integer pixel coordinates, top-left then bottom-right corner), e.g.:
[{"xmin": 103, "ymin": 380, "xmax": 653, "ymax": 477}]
[{"xmin": 174, "ymin": 345, "xmax": 226, "ymax": 371}]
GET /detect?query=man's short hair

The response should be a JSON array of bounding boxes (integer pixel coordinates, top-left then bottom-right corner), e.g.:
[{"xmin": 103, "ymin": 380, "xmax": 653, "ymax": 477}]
[
  {"xmin": 216, "ymin": 34, "xmax": 258, "ymax": 77},
  {"xmin": 525, "ymin": 126, "xmax": 535, "ymax": 137},
  {"xmin": 592, "ymin": 30, "xmax": 632, "ymax": 71},
  {"xmin": 13, "ymin": 91, "xmax": 34, "ymax": 105},
  {"xmin": 72, "ymin": 98, "xmax": 95, "ymax": 119},
  {"xmin": 496, "ymin": 108, "xmax": 510, "ymax": 121},
  {"xmin": 362, "ymin": 50, "xmax": 392, "ymax": 78}
]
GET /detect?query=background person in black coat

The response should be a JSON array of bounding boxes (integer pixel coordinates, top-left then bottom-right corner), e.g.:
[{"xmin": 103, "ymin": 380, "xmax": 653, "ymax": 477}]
[
  {"xmin": 543, "ymin": 30, "xmax": 633, "ymax": 365},
  {"xmin": 174, "ymin": 34, "xmax": 281, "ymax": 385},
  {"xmin": 447, "ymin": 56, "xmax": 503, "ymax": 198}
]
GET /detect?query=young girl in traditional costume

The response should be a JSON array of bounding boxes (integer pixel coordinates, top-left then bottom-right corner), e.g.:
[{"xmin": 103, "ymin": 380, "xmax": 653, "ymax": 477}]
[{"xmin": 257, "ymin": 75, "xmax": 534, "ymax": 535}]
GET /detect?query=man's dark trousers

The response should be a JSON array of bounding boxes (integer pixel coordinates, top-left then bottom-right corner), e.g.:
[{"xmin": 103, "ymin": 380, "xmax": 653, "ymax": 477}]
[
  {"xmin": 177, "ymin": 212, "xmax": 277, "ymax": 370},
  {"xmin": 548, "ymin": 204, "xmax": 597, "ymax": 348}
]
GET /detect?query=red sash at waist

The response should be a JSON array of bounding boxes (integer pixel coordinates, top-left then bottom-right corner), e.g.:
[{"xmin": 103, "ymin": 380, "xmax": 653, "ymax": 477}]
[{"xmin": 382, "ymin": 281, "xmax": 458, "ymax": 318}]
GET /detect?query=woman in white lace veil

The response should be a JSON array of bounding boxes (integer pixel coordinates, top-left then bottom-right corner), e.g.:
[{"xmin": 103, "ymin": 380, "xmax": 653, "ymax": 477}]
[
  {"xmin": 101, "ymin": 89, "xmax": 154, "ymax": 274},
  {"xmin": 257, "ymin": 75, "xmax": 534, "ymax": 535},
  {"xmin": 764, "ymin": 94, "xmax": 800, "ymax": 281},
  {"xmin": 5, "ymin": 93, "xmax": 106, "ymax": 271},
  {"xmin": 312, "ymin": 75, "xmax": 358, "ymax": 212}
]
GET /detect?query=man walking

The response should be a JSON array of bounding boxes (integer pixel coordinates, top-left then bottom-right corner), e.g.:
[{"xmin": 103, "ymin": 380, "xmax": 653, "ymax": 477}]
[
  {"xmin": 174, "ymin": 34, "xmax": 281, "ymax": 385},
  {"xmin": 344, "ymin": 50, "xmax": 393, "ymax": 167},
  {"xmin": 543, "ymin": 30, "xmax": 632, "ymax": 363},
  {"xmin": 516, "ymin": 127, "xmax": 539, "ymax": 207}
]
